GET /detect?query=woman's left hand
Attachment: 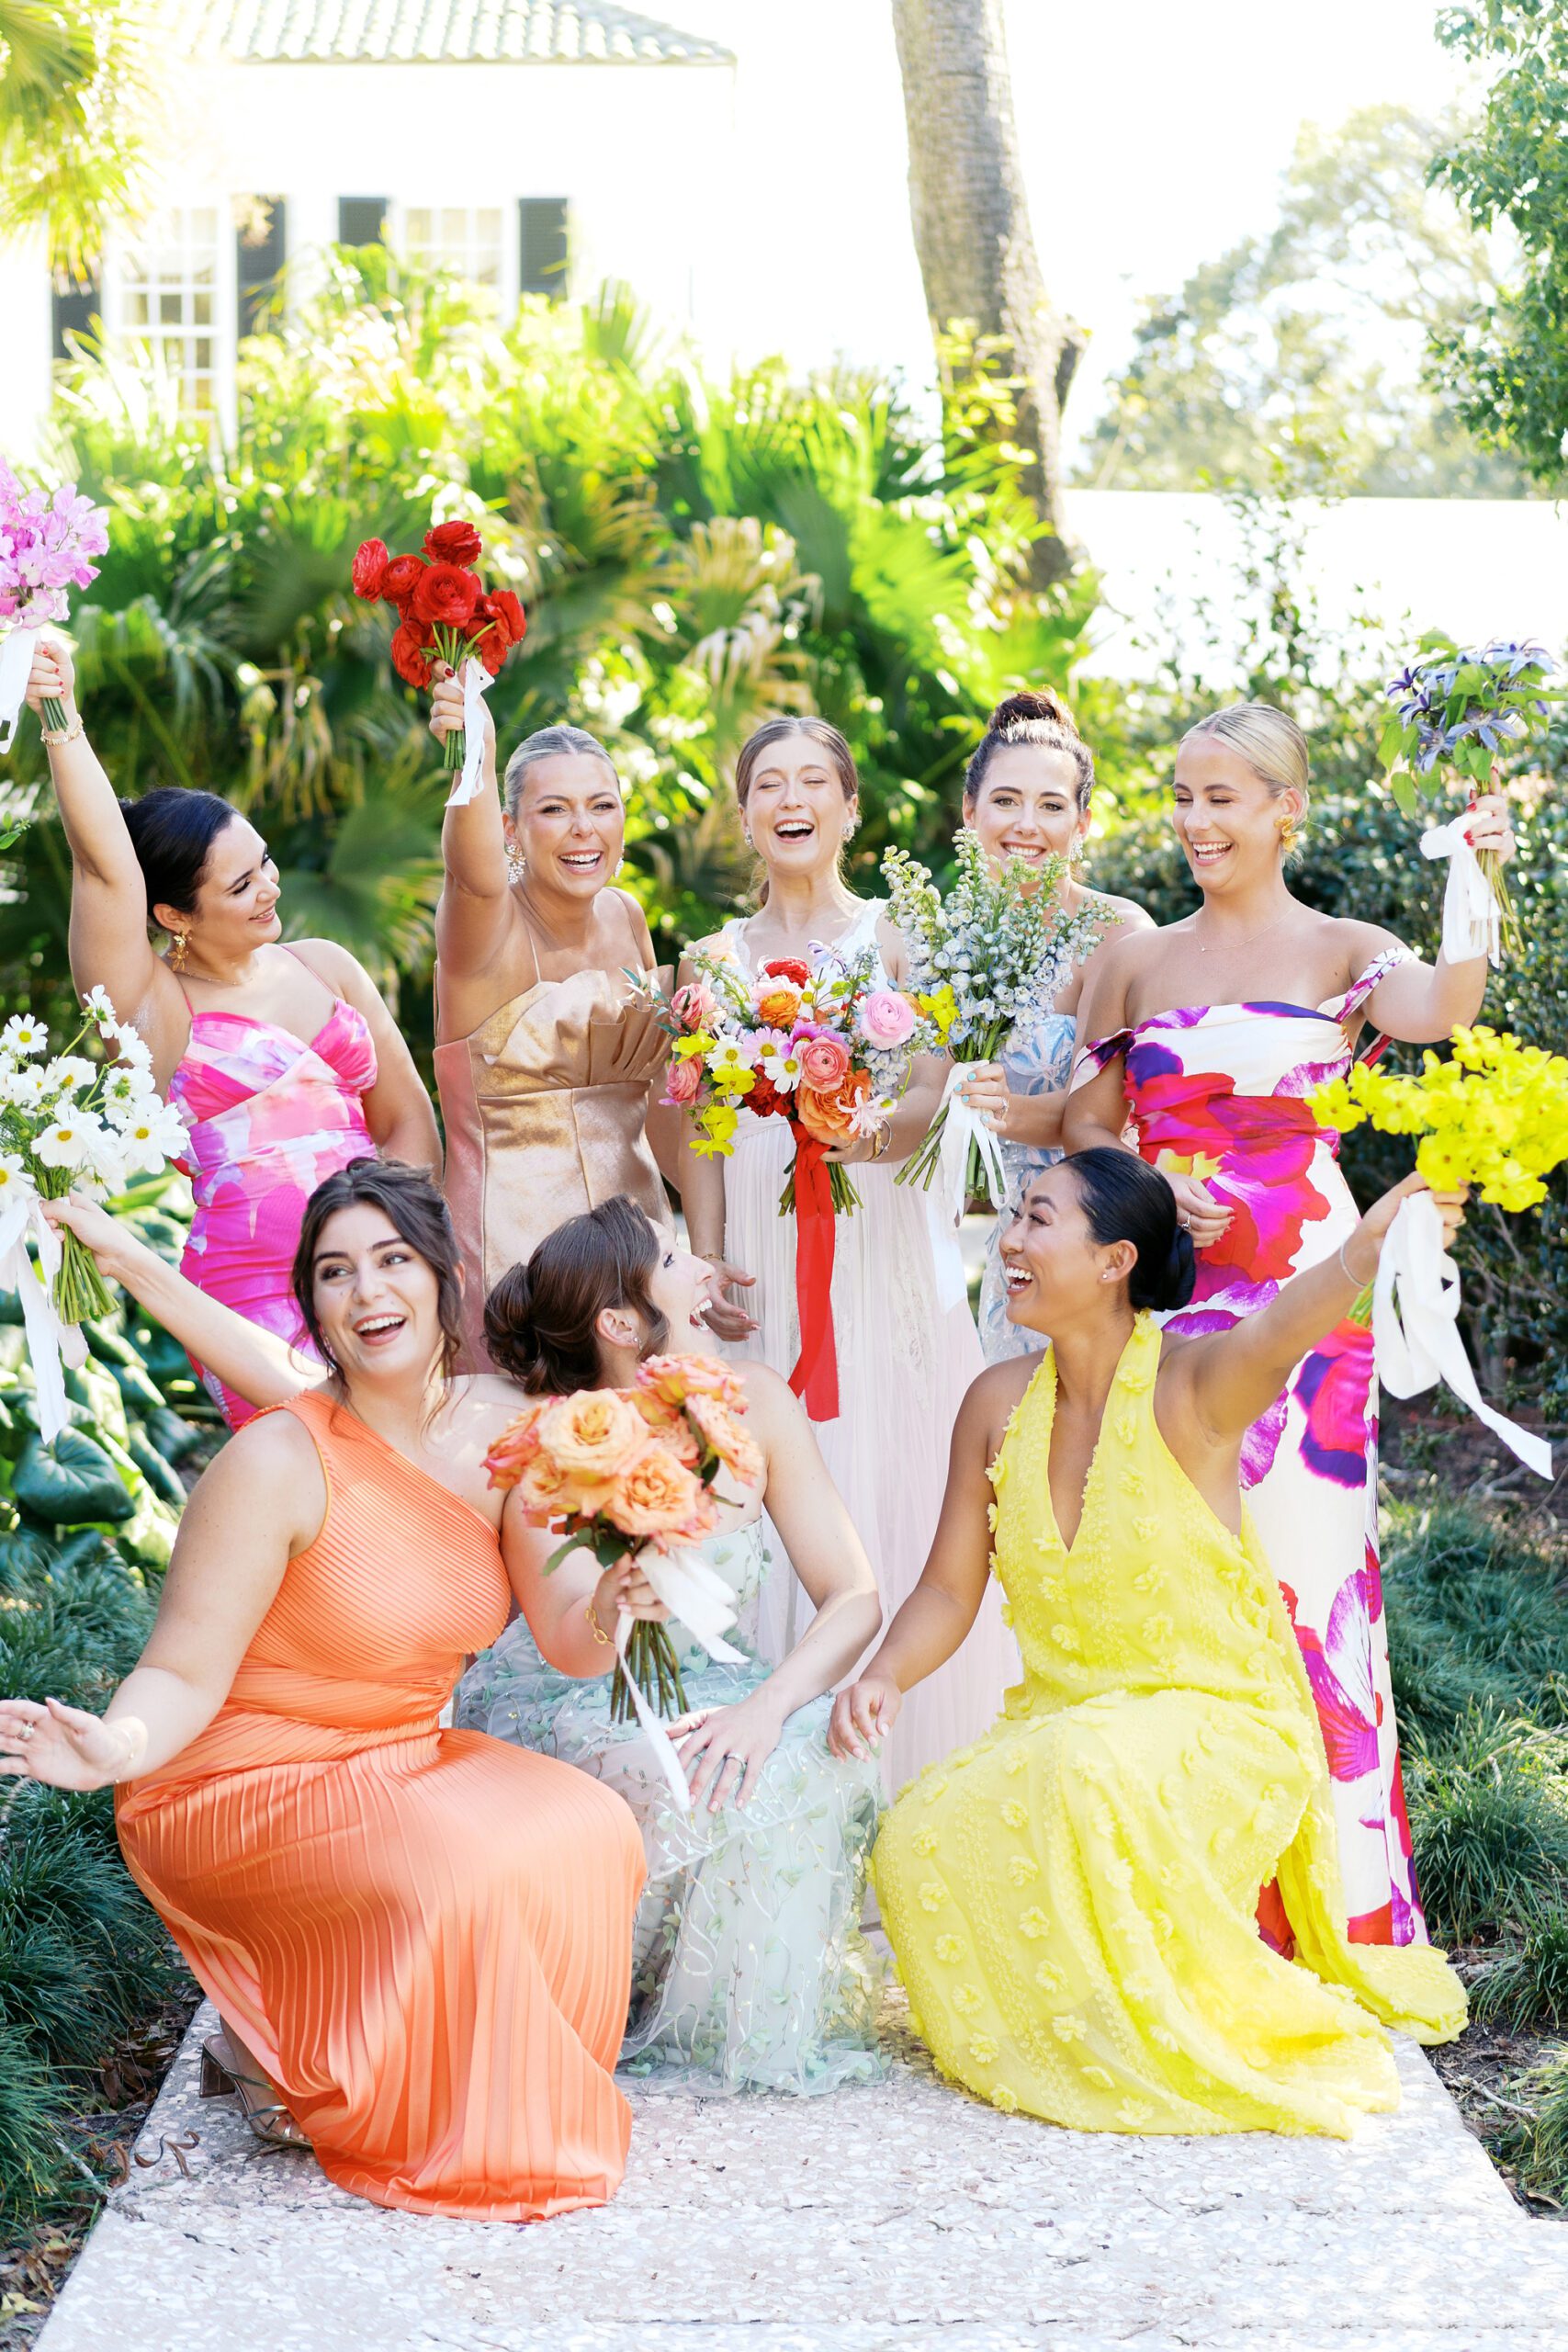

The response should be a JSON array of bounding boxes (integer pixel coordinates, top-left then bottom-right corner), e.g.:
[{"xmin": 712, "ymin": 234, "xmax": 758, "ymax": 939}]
[
  {"xmin": 671, "ymin": 1690, "xmax": 786, "ymax": 1813},
  {"xmin": 1353, "ymin": 1171, "xmax": 1469, "ymax": 1271},
  {"xmin": 823, "ymin": 1124, "xmax": 888, "ymax": 1167},
  {"xmin": 957, "ymin": 1060, "xmax": 1012, "ymax": 1137},
  {"xmin": 1465, "ymin": 782, "xmax": 1516, "ymax": 865}
]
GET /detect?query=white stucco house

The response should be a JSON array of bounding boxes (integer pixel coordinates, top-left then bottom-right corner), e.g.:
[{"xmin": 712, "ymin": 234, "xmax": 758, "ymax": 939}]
[{"xmin": 0, "ymin": 0, "xmax": 738, "ymax": 449}]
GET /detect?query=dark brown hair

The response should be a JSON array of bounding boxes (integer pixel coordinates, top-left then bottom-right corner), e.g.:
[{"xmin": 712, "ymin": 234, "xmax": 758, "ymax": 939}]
[
  {"xmin": 964, "ymin": 689, "xmax": 1094, "ymax": 813},
  {"xmin": 291, "ymin": 1159, "xmax": 465, "ymax": 1385},
  {"xmin": 483, "ymin": 1194, "xmax": 671, "ymax": 1394}
]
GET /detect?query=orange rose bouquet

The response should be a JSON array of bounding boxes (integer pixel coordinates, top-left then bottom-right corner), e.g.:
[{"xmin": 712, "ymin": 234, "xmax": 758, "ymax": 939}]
[{"xmin": 485, "ymin": 1353, "xmax": 762, "ymax": 1731}]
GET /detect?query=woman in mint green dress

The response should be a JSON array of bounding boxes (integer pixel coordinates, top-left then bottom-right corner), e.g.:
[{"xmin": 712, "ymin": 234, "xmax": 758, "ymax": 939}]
[
  {"xmin": 953, "ymin": 692, "xmax": 1151, "ymax": 1363},
  {"xmin": 456, "ymin": 1197, "xmax": 888, "ymax": 2096}
]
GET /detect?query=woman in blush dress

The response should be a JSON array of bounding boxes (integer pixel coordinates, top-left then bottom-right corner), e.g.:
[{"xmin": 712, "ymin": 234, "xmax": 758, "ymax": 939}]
[
  {"xmin": 949, "ymin": 692, "xmax": 1151, "ymax": 1364},
  {"xmin": 677, "ymin": 717, "xmax": 1011, "ymax": 1797},
  {"xmin": 427, "ymin": 670, "xmax": 670, "ymax": 1369},
  {"xmin": 1064, "ymin": 701, "xmax": 1517, "ymax": 1951},
  {"xmin": 9, "ymin": 1161, "xmax": 648, "ymax": 2221},
  {"xmin": 22, "ymin": 639, "xmax": 439, "ymax": 1424},
  {"xmin": 458, "ymin": 1197, "xmax": 888, "ymax": 2097}
]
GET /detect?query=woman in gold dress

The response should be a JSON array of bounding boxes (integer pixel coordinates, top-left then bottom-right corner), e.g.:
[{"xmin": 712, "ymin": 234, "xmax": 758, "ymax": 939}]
[
  {"xmin": 429, "ymin": 672, "xmax": 670, "ymax": 1366},
  {"xmin": 832, "ymin": 1149, "xmax": 1466, "ymax": 2138}
]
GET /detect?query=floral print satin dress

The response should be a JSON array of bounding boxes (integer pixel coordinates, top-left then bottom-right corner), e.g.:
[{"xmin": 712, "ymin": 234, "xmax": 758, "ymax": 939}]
[
  {"xmin": 456, "ymin": 1518, "xmax": 886, "ymax": 2097},
  {"xmin": 1076, "ymin": 950, "xmax": 1425, "ymax": 1947},
  {"xmin": 169, "ymin": 999, "xmax": 378, "ymax": 1426}
]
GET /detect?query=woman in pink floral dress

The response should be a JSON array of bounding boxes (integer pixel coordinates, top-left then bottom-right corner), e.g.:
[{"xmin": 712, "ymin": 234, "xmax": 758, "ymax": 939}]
[
  {"xmin": 1066, "ymin": 702, "xmax": 1515, "ymax": 1946},
  {"xmin": 25, "ymin": 639, "xmax": 438, "ymax": 1423}
]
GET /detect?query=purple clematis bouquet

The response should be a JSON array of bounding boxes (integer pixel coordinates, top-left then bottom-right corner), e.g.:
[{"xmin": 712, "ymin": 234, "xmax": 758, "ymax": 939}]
[
  {"xmin": 1378, "ymin": 636, "xmax": 1562, "ymax": 960},
  {"xmin": 0, "ymin": 462, "xmax": 109, "ymax": 731}
]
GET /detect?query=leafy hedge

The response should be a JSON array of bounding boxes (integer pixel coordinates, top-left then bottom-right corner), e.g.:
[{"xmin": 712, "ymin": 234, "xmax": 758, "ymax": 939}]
[{"xmin": 0, "ymin": 1192, "xmax": 209, "ymax": 2233}]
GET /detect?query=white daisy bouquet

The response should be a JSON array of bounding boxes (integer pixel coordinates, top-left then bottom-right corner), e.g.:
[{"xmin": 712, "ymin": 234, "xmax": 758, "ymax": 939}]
[
  {"xmin": 0, "ymin": 987, "xmax": 186, "ymax": 1328},
  {"xmin": 884, "ymin": 831, "xmax": 1101, "ymax": 1210}
]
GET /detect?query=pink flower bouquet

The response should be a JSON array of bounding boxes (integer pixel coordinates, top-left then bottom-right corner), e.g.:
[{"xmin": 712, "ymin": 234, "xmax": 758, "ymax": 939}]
[
  {"xmin": 484, "ymin": 1352, "xmax": 762, "ymax": 1721},
  {"xmin": 0, "ymin": 462, "xmax": 109, "ymax": 737}
]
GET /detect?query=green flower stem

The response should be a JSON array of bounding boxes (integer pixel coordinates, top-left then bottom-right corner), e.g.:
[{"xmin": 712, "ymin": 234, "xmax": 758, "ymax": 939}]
[{"xmin": 41, "ymin": 696, "xmax": 69, "ymax": 733}]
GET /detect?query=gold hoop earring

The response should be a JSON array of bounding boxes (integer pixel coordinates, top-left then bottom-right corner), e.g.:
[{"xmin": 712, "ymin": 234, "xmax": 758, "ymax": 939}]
[{"xmin": 168, "ymin": 929, "xmax": 190, "ymax": 974}]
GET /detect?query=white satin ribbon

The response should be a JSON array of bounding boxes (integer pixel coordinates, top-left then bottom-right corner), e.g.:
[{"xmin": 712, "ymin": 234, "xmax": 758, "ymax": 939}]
[
  {"xmin": 926, "ymin": 1064, "xmax": 1006, "ymax": 1311},
  {"xmin": 1372, "ymin": 1191, "xmax": 1551, "ymax": 1478},
  {"xmin": 610, "ymin": 1543, "xmax": 750, "ymax": 1813},
  {"xmin": 1421, "ymin": 818, "xmax": 1500, "ymax": 968},
  {"xmin": 0, "ymin": 1193, "xmax": 69, "ymax": 1442},
  {"xmin": 0, "ymin": 628, "xmax": 37, "ymax": 755},
  {"xmin": 444, "ymin": 656, "xmax": 493, "ymax": 808}
]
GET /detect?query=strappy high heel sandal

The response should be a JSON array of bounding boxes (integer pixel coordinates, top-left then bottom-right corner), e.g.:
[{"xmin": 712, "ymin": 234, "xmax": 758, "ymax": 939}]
[{"xmin": 198, "ymin": 2034, "xmax": 310, "ymax": 2152}]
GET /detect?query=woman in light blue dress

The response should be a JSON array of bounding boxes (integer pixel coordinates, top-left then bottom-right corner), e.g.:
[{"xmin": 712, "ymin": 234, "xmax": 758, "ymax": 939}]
[
  {"xmin": 456, "ymin": 1197, "xmax": 888, "ymax": 2096},
  {"xmin": 953, "ymin": 692, "xmax": 1153, "ymax": 1363}
]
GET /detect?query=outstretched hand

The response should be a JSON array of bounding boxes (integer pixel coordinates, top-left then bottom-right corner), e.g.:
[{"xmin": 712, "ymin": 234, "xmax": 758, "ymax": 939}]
[
  {"xmin": 24, "ymin": 636, "xmax": 75, "ymax": 718},
  {"xmin": 428, "ymin": 660, "xmax": 495, "ymax": 763},
  {"xmin": 1352, "ymin": 1172, "xmax": 1468, "ymax": 1270},
  {"xmin": 701, "ymin": 1258, "xmax": 759, "ymax": 1340},
  {"xmin": 0, "ymin": 1697, "xmax": 141, "ymax": 1791}
]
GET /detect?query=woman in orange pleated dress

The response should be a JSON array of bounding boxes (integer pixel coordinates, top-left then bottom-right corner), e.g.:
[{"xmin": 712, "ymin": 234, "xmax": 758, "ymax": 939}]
[{"xmin": 0, "ymin": 1159, "xmax": 656, "ymax": 2222}]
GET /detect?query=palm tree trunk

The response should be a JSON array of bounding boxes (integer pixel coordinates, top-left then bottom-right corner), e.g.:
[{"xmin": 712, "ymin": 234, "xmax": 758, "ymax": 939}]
[{"xmin": 891, "ymin": 0, "xmax": 1085, "ymax": 585}]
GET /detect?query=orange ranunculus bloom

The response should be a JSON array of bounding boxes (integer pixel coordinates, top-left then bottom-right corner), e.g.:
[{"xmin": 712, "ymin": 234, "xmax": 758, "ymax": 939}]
[
  {"xmin": 629, "ymin": 1389, "xmax": 702, "ymax": 1467},
  {"xmin": 609, "ymin": 1442, "xmax": 706, "ymax": 1540},
  {"xmin": 537, "ymin": 1388, "xmax": 649, "ymax": 1480},
  {"xmin": 751, "ymin": 981, "xmax": 803, "ymax": 1029},
  {"xmin": 685, "ymin": 1393, "xmax": 764, "ymax": 1487},
  {"xmin": 795, "ymin": 1066, "xmax": 872, "ymax": 1146}
]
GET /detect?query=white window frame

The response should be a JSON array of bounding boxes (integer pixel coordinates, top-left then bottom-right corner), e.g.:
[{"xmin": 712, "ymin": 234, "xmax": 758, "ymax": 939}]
[
  {"xmin": 103, "ymin": 202, "xmax": 234, "ymax": 430},
  {"xmin": 391, "ymin": 201, "xmax": 513, "ymax": 313}
]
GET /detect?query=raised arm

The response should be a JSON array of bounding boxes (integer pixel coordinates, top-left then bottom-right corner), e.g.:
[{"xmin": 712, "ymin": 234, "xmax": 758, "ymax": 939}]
[
  {"xmin": 431, "ymin": 665, "xmax": 514, "ymax": 984},
  {"xmin": 1343, "ymin": 793, "xmax": 1510, "ymax": 1045},
  {"xmin": 45, "ymin": 1193, "xmax": 324, "ymax": 1409},
  {"xmin": 23, "ymin": 637, "xmax": 185, "ymax": 1061},
  {"xmin": 291, "ymin": 942, "xmax": 441, "ymax": 1178},
  {"xmin": 0, "ymin": 1415, "xmax": 320, "ymax": 1790},
  {"xmin": 829, "ymin": 1363, "xmax": 1021, "ymax": 1761},
  {"xmin": 1169, "ymin": 1172, "xmax": 1464, "ymax": 1445}
]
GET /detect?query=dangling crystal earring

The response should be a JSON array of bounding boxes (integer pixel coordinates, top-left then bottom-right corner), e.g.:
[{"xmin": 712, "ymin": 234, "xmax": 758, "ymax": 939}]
[
  {"xmin": 168, "ymin": 928, "xmax": 190, "ymax": 974},
  {"xmin": 506, "ymin": 845, "xmax": 525, "ymax": 885}
]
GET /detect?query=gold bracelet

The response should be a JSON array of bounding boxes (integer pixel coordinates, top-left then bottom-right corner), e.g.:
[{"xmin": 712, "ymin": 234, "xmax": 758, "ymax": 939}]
[
  {"xmin": 869, "ymin": 1120, "xmax": 893, "ymax": 1161},
  {"xmin": 584, "ymin": 1594, "xmax": 614, "ymax": 1647},
  {"xmin": 40, "ymin": 714, "xmax": 85, "ymax": 748}
]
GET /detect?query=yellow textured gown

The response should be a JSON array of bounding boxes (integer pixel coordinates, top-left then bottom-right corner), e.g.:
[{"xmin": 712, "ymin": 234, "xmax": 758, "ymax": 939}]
[{"xmin": 874, "ymin": 1315, "xmax": 1465, "ymax": 2137}]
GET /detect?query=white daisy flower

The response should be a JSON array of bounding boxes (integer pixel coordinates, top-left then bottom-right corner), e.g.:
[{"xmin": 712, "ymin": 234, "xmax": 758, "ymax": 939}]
[
  {"xmin": 102, "ymin": 1063, "xmax": 156, "ymax": 1112},
  {"xmin": 0, "ymin": 1153, "xmax": 34, "ymax": 1206},
  {"xmin": 81, "ymin": 985, "xmax": 120, "ymax": 1035},
  {"xmin": 3, "ymin": 1015, "xmax": 48, "ymax": 1059},
  {"xmin": 115, "ymin": 1102, "xmax": 187, "ymax": 1174},
  {"xmin": 35, "ymin": 1114, "xmax": 106, "ymax": 1171},
  {"xmin": 47, "ymin": 1055, "xmax": 98, "ymax": 1099}
]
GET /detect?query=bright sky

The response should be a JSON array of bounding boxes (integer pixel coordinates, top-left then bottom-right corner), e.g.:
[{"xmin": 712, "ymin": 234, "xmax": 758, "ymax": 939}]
[{"xmin": 674, "ymin": 0, "xmax": 1476, "ymax": 457}]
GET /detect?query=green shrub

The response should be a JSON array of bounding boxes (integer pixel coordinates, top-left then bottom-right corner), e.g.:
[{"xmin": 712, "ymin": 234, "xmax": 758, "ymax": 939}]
[
  {"xmin": 1382, "ymin": 1502, "xmax": 1568, "ymax": 1742},
  {"xmin": 1405, "ymin": 1712, "xmax": 1568, "ymax": 1943},
  {"xmin": 1473, "ymin": 1902, "xmax": 1568, "ymax": 2032},
  {"xmin": 1494, "ymin": 2048, "xmax": 1568, "ymax": 2210}
]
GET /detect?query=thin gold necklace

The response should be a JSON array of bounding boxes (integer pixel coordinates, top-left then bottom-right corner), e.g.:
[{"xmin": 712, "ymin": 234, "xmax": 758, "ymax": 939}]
[{"xmin": 1193, "ymin": 911, "xmax": 1287, "ymax": 954}]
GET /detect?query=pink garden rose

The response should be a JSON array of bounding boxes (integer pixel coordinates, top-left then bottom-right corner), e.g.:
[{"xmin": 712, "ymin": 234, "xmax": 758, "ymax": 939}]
[
  {"xmin": 798, "ymin": 1033, "xmax": 852, "ymax": 1091},
  {"xmin": 661, "ymin": 1057, "xmax": 703, "ymax": 1107},
  {"xmin": 859, "ymin": 989, "xmax": 917, "ymax": 1050},
  {"xmin": 671, "ymin": 981, "xmax": 717, "ymax": 1031}
]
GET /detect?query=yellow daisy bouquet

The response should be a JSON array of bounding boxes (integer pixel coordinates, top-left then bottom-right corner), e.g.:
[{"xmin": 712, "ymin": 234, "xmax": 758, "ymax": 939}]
[{"xmin": 1308, "ymin": 1026, "xmax": 1568, "ymax": 1213}]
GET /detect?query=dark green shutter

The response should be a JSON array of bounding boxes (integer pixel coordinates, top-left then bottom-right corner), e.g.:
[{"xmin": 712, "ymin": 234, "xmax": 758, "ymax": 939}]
[
  {"xmin": 519, "ymin": 198, "xmax": 569, "ymax": 300},
  {"xmin": 237, "ymin": 197, "xmax": 287, "ymax": 336},
  {"xmin": 51, "ymin": 276, "xmax": 99, "ymax": 360},
  {"xmin": 337, "ymin": 197, "xmax": 388, "ymax": 247}
]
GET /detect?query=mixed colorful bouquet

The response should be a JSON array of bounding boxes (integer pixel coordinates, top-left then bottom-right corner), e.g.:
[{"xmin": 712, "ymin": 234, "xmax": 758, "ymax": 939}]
[
  {"xmin": 883, "ymin": 830, "xmax": 1101, "ymax": 1209},
  {"xmin": 351, "ymin": 519, "xmax": 526, "ymax": 771},
  {"xmin": 483, "ymin": 1353, "xmax": 763, "ymax": 1727},
  {"xmin": 0, "ymin": 462, "xmax": 109, "ymax": 749},
  {"xmin": 633, "ymin": 938, "xmax": 929, "ymax": 1419},
  {"xmin": 1379, "ymin": 638, "xmax": 1560, "ymax": 957},
  {"xmin": 1309, "ymin": 1026, "xmax": 1568, "ymax": 1214}
]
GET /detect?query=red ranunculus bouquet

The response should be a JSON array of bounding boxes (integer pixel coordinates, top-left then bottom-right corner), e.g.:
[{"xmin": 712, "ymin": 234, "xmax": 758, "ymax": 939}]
[{"xmin": 352, "ymin": 520, "xmax": 527, "ymax": 770}]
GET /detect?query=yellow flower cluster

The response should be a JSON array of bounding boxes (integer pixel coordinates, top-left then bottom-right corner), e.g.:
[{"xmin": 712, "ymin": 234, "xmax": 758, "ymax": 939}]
[{"xmin": 1308, "ymin": 1026, "xmax": 1568, "ymax": 1213}]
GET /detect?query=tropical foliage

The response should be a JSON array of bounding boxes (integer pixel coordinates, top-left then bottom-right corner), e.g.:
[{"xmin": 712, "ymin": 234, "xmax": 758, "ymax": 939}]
[
  {"xmin": 0, "ymin": 255, "xmax": 1096, "ymax": 1076},
  {"xmin": 0, "ymin": 0, "xmax": 160, "ymax": 281}
]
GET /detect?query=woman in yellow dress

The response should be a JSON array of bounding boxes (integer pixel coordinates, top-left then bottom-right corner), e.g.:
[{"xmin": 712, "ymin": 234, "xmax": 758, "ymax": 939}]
[{"xmin": 831, "ymin": 1148, "xmax": 1467, "ymax": 2137}]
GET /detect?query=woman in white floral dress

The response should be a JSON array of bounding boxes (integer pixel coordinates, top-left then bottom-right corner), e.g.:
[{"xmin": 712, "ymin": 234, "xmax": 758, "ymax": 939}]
[{"xmin": 457, "ymin": 1195, "xmax": 888, "ymax": 2095}]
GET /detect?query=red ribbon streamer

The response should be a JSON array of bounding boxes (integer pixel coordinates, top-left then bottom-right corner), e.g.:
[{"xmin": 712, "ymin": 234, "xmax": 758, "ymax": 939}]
[{"xmin": 788, "ymin": 1130, "xmax": 839, "ymax": 1421}]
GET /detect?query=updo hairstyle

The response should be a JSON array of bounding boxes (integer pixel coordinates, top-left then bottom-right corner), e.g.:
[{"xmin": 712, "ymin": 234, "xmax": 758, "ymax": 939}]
[
  {"xmin": 502, "ymin": 724, "xmax": 621, "ymax": 823},
  {"xmin": 963, "ymin": 689, "xmax": 1094, "ymax": 813},
  {"xmin": 1064, "ymin": 1148, "xmax": 1196, "ymax": 1314},
  {"xmin": 118, "ymin": 787, "xmax": 241, "ymax": 926},
  {"xmin": 290, "ymin": 1159, "xmax": 467, "ymax": 1383},
  {"xmin": 484, "ymin": 1194, "xmax": 671, "ymax": 1394},
  {"xmin": 1179, "ymin": 703, "xmax": 1311, "ymax": 842}
]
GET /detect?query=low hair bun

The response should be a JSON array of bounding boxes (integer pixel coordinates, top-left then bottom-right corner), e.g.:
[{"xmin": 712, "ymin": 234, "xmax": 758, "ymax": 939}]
[
  {"xmin": 482, "ymin": 1261, "xmax": 547, "ymax": 1390},
  {"xmin": 482, "ymin": 1195, "xmax": 671, "ymax": 1396},
  {"xmin": 1066, "ymin": 1148, "xmax": 1197, "ymax": 1316},
  {"xmin": 987, "ymin": 687, "xmax": 1077, "ymax": 737},
  {"xmin": 1131, "ymin": 1224, "xmax": 1196, "ymax": 1315}
]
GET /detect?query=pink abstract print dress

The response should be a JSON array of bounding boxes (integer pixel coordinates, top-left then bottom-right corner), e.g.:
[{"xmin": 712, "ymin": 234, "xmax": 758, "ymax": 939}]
[
  {"xmin": 1077, "ymin": 950, "xmax": 1424, "ymax": 1949},
  {"xmin": 168, "ymin": 1003, "xmax": 378, "ymax": 1426}
]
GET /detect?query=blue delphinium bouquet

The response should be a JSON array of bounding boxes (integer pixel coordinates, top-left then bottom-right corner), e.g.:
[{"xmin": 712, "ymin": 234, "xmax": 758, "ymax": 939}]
[{"xmin": 1379, "ymin": 637, "xmax": 1561, "ymax": 958}]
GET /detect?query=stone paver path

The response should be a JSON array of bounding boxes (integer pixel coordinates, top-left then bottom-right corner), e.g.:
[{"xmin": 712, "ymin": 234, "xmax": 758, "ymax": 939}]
[{"xmin": 37, "ymin": 1996, "xmax": 1568, "ymax": 2352}]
